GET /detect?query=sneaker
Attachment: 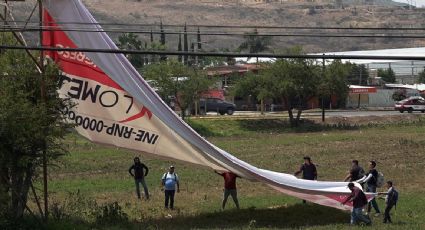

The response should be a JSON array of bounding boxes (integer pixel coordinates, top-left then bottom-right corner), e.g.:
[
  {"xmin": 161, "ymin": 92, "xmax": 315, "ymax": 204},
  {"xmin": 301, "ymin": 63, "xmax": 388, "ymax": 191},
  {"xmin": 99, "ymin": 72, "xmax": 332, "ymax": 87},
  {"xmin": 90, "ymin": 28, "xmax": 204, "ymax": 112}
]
[{"xmin": 374, "ymin": 213, "xmax": 380, "ymax": 217}]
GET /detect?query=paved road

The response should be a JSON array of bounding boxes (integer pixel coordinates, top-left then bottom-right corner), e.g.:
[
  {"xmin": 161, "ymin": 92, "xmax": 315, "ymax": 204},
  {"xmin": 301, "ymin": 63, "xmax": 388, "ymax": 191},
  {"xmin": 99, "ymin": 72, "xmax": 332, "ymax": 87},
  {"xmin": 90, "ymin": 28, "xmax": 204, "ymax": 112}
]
[{"xmin": 210, "ymin": 110, "xmax": 424, "ymax": 118}]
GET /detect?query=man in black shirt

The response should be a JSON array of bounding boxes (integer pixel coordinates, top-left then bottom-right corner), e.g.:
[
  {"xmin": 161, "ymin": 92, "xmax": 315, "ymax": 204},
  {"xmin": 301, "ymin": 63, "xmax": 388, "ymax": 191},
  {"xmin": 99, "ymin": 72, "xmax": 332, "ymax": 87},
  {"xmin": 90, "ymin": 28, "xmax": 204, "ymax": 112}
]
[
  {"xmin": 129, "ymin": 157, "xmax": 149, "ymax": 200},
  {"xmin": 364, "ymin": 160, "xmax": 381, "ymax": 216},
  {"xmin": 294, "ymin": 156, "xmax": 317, "ymax": 203},
  {"xmin": 344, "ymin": 160, "xmax": 365, "ymax": 182}
]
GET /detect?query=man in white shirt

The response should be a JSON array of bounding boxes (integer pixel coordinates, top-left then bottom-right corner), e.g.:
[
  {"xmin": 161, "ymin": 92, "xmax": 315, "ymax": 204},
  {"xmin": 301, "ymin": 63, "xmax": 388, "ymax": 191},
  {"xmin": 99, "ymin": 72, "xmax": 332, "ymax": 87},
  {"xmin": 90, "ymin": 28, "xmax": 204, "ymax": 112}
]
[
  {"xmin": 382, "ymin": 181, "xmax": 397, "ymax": 224},
  {"xmin": 161, "ymin": 165, "xmax": 180, "ymax": 209}
]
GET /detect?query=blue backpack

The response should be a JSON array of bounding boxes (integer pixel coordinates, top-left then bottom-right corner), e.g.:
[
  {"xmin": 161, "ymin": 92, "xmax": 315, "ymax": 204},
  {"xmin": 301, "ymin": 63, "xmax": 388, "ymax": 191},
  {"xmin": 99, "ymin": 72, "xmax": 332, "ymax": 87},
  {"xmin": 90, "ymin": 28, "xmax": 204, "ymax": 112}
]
[{"xmin": 390, "ymin": 189, "xmax": 399, "ymax": 209}]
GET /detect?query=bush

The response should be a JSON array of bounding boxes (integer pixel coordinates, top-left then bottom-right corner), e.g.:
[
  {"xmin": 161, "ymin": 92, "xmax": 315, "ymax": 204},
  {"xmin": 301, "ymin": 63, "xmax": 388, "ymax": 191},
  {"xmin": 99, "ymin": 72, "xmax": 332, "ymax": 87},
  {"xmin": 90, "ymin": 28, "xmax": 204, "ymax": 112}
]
[{"xmin": 94, "ymin": 202, "xmax": 128, "ymax": 225}]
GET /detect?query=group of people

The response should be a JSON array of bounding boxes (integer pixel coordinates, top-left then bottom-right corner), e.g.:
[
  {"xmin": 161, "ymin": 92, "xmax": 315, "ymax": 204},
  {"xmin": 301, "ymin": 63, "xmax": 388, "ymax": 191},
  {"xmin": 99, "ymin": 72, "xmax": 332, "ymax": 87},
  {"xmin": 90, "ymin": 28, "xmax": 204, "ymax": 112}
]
[
  {"xmin": 128, "ymin": 157, "xmax": 180, "ymax": 209},
  {"xmin": 129, "ymin": 156, "xmax": 398, "ymax": 225},
  {"xmin": 128, "ymin": 157, "xmax": 239, "ymax": 210},
  {"xmin": 295, "ymin": 156, "xmax": 398, "ymax": 225}
]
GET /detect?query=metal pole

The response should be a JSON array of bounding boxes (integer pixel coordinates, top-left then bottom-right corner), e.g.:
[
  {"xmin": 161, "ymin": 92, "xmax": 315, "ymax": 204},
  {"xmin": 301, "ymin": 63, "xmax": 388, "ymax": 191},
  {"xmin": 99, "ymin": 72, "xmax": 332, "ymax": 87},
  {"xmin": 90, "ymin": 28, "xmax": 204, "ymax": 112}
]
[
  {"xmin": 38, "ymin": 0, "xmax": 48, "ymax": 222},
  {"xmin": 358, "ymin": 67, "xmax": 362, "ymax": 109},
  {"xmin": 322, "ymin": 54, "xmax": 325, "ymax": 122}
]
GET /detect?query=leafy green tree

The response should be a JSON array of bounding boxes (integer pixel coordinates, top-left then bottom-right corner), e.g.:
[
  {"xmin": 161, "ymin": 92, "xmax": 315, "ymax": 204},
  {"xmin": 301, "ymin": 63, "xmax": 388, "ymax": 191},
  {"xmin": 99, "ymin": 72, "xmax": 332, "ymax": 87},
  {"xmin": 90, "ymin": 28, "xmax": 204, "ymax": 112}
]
[
  {"xmin": 159, "ymin": 20, "xmax": 167, "ymax": 61},
  {"xmin": 117, "ymin": 33, "xmax": 144, "ymax": 69},
  {"xmin": 378, "ymin": 68, "xmax": 396, "ymax": 83},
  {"xmin": 267, "ymin": 58, "xmax": 320, "ymax": 126},
  {"xmin": 143, "ymin": 61, "xmax": 212, "ymax": 119},
  {"xmin": 183, "ymin": 23, "xmax": 188, "ymax": 65},
  {"xmin": 319, "ymin": 60, "xmax": 350, "ymax": 108},
  {"xmin": 238, "ymin": 28, "xmax": 272, "ymax": 62},
  {"xmin": 347, "ymin": 63, "xmax": 369, "ymax": 85},
  {"xmin": 233, "ymin": 71, "xmax": 275, "ymax": 114},
  {"xmin": 177, "ymin": 33, "xmax": 182, "ymax": 63},
  {"xmin": 0, "ymin": 37, "xmax": 72, "ymax": 219},
  {"xmin": 417, "ymin": 69, "xmax": 425, "ymax": 83}
]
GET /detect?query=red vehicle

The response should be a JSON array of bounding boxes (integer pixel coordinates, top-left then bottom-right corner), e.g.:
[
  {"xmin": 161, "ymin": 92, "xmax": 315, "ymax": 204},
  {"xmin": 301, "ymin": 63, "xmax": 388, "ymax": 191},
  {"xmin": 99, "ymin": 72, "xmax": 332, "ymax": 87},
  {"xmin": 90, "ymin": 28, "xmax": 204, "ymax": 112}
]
[{"xmin": 394, "ymin": 96, "xmax": 425, "ymax": 113}]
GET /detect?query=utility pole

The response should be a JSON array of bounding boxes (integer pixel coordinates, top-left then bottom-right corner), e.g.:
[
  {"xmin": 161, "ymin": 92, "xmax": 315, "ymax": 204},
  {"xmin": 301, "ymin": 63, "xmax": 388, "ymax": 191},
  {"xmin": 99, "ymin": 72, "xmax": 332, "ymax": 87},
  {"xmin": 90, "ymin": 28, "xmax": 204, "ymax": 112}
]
[
  {"xmin": 322, "ymin": 54, "xmax": 325, "ymax": 122},
  {"xmin": 358, "ymin": 67, "xmax": 362, "ymax": 109},
  {"xmin": 37, "ymin": 0, "xmax": 48, "ymax": 222}
]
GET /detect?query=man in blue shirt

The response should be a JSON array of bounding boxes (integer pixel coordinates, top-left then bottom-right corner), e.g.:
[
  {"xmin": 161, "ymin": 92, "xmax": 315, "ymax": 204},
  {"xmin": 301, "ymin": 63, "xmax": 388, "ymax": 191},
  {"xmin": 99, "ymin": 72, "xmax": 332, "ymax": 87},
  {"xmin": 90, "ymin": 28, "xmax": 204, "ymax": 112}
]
[{"xmin": 161, "ymin": 165, "xmax": 180, "ymax": 209}]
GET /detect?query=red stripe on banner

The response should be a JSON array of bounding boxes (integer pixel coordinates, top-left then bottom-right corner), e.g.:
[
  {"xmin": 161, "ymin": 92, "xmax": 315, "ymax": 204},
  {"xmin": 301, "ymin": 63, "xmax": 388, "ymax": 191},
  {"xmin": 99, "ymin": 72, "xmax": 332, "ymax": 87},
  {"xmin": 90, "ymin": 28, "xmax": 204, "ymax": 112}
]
[
  {"xmin": 43, "ymin": 9, "xmax": 152, "ymax": 122},
  {"xmin": 119, "ymin": 107, "xmax": 153, "ymax": 123},
  {"xmin": 43, "ymin": 10, "xmax": 122, "ymax": 90}
]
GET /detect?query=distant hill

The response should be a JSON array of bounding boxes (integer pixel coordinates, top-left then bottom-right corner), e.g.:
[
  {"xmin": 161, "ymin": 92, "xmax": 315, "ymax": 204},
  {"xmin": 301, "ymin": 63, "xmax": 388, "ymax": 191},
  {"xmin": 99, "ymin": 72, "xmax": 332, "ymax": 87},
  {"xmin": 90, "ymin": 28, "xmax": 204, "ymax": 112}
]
[{"xmin": 8, "ymin": 0, "xmax": 425, "ymax": 53}]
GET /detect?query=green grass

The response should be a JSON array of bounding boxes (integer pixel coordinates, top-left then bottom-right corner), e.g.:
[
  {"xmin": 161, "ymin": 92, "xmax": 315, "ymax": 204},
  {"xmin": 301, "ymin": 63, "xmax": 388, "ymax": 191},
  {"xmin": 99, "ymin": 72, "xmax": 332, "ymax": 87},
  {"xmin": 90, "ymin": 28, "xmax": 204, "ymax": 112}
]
[{"xmin": 25, "ymin": 116, "xmax": 425, "ymax": 229}]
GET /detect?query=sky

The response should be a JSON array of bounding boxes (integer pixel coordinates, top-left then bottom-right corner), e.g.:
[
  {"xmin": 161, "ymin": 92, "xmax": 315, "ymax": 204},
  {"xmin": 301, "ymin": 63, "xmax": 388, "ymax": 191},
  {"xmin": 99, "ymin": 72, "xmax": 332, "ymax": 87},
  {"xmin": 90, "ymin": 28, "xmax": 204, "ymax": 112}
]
[{"xmin": 392, "ymin": 0, "xmax": 425, "ymax": 7}]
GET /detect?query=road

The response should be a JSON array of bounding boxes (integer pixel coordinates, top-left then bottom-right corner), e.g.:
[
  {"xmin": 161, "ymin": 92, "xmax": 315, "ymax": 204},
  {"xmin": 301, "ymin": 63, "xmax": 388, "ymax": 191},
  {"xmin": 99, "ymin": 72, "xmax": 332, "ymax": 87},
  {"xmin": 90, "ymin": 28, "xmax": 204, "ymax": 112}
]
[{"xmin": 200, "ymin": 109, "xmax": 424, "ymax": 118}]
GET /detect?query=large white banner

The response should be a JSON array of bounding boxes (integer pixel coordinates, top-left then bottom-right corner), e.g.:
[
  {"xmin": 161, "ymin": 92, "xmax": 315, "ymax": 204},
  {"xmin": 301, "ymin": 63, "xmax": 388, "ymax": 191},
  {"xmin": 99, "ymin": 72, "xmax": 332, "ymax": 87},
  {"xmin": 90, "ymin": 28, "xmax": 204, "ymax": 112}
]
[{"xmin": 42, "ymin": 0, "xmax": 374, "ymax": 210}]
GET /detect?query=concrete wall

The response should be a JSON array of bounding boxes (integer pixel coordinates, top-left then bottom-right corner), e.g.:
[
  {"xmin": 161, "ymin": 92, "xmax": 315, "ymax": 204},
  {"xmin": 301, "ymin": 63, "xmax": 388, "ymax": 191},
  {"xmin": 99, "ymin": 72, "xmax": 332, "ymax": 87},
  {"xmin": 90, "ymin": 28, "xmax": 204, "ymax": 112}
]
[{"xmin": 346, "ymin": 89, "xmax": 420, "ymax": 108}]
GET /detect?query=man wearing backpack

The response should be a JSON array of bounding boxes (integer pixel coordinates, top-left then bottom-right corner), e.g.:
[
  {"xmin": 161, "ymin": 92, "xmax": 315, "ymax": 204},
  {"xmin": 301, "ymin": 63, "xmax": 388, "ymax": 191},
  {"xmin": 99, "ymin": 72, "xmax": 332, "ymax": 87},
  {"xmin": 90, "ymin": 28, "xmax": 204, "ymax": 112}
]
[
  {"xmin": 344, "ymin": 160, "xmax": 365, "ymax": 182},
  {"xmin": 363, "ymin": 160, "xmax": 381, "ymax": 216},
  {"xmin": 161, "ymin": 165, "xmax": 180, "ymax": 210},
  {"xmin": 383, "ymin": 181, "xmax": 398, "ymax": 224},
  {"xmin": 341, "ymin": 182, "xmax": 372, "ymax": 225}
]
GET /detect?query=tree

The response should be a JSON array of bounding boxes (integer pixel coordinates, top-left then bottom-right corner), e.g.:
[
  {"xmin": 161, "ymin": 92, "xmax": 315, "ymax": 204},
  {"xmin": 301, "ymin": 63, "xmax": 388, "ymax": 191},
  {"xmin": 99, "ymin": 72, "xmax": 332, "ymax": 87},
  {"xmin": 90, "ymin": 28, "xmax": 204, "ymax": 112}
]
[
  {"xmin": 319, "ymin": 60, "xmax": 350, "ymax": 108},
  {"xmin": 347, "ymin": 63, "xmax": 369, "ymax": 85},
  {"xmin": 233, "ymin": 71, "xmax": 275, "ymax": 115},
  {"xmin": 143, "ymin": 61, "xmax": 212, "ymax": 119},
  {"xmin": 264, "ymin": 57, "xmax": 320, "ymax": 126},
  {"xmin": 378, "ymin": 68, "xmax": 396, "ymax": 83},
  {"xmin": 238, "ymin": 28, "xmax": 272, "ymax": 62},
  {"xmin": 177, "ymin": 33, "xmax": 182, "ymax": 63},
  {"xmin": 159, "ymin": 20, "xmax": 167, "ymax": 61},
  {"xmin": 117, "ymin": 33, "xmax": 144, "ymax": 69},
  {"xmin": 0, "ymin": 40, "xmax": 72, "ymax": 219},
  {"xmin": 417, "ymin": 69, "xmax": 425, "ymax": 83},
  {"xmin": 183, "ymin": 23, "xmax": 189, "ymax": 65}
]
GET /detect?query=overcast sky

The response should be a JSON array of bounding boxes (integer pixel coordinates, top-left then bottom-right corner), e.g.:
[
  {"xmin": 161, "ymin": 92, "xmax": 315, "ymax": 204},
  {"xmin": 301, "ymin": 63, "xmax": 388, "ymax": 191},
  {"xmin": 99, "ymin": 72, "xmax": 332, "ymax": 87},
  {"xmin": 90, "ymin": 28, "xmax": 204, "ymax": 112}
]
[{"xmin": 392, "ymin": 0, "xmax": 425, "ymax": 7}]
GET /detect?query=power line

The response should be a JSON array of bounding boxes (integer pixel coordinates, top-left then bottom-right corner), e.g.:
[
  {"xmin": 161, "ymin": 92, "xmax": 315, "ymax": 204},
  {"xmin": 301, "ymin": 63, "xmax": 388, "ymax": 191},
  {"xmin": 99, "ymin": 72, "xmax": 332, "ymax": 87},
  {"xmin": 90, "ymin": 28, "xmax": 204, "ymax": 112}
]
[
  {"xmin": 4, "ymin": 20, "xmax": 425, "ymax": 31},
  {"xmin": 1, "ymin": 27, "xmax": 424, "ymax": 39},
  {"xmin": 2, "ymin": 44, "xmax": 425, "ymax": 61}
]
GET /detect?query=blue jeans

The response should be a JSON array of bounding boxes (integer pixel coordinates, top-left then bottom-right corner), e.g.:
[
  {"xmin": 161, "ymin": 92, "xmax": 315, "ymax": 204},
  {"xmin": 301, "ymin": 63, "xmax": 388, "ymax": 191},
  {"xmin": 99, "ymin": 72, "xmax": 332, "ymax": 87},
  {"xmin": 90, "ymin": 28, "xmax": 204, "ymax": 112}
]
[
  {"xmin": 135, "ymin": 178, "xmax": 149, "ymax": 199},
  {"xmin": 366, "ymin": 185, "xmax": 380, "ymax": 213},
  {"xmin": 351, "ymin": 208, "xmax": 371, "ymax": 225}
]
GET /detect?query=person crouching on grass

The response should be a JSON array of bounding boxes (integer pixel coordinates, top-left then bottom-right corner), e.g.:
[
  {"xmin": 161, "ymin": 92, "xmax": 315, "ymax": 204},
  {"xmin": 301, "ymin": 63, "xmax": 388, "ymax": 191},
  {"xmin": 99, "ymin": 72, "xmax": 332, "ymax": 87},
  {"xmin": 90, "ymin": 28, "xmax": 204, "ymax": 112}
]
[
  {"xmin": 214, "ymin": 170, "xmax": 240, "ymax": 209},
  {"xmin": 161, "ymin": 165, "xmax": 180, "ymax": 210},
  {"xmin": 341, "ymin": 182, "xmax": 372, "ymax": 226}
]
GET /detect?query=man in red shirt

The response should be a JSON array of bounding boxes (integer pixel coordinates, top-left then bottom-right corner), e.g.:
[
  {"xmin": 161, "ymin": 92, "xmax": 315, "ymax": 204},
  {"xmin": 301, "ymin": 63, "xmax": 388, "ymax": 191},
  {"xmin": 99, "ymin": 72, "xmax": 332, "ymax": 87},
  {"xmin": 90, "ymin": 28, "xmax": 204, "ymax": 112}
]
[
  {"xmin": 341, "ymin": 182, "xmax": 372, "ymax": 225},
  {"xmin": 215, "ymin": 171, "xmax": 240, "ymax": 209}
]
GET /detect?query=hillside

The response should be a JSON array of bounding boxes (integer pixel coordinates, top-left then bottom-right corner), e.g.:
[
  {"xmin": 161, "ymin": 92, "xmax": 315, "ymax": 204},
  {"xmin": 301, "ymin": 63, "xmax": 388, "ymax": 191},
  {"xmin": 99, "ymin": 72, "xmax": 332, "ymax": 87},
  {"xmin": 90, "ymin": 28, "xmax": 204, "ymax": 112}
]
[
  {"xmin": 82, "ymin": 0, "xmax": 425, "ymax": 52},
  {"xmin": 8, "ymin": 0, "xmax": 425, "ymax": 52}
]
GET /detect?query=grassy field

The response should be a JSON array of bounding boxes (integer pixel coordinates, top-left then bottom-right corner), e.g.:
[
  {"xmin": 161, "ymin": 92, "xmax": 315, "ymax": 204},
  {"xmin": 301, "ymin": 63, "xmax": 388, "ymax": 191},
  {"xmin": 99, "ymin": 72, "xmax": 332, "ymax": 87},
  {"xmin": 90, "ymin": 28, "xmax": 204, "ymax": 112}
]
[{"xmin": 26, "ymin": 115, "xmax": 425, "ymax": 229}]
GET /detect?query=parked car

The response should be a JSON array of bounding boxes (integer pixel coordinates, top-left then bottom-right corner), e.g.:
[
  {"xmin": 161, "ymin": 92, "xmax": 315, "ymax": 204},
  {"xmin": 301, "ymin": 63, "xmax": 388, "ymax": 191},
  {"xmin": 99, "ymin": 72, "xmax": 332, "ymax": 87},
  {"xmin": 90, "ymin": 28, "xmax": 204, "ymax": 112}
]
[
  {"xmin": 394, "ymin": 96, "xmax": 425, "ymax": 113},
  {"xmin": 198, "ymin": 98, "xmax": 236, "ymax": 115}
]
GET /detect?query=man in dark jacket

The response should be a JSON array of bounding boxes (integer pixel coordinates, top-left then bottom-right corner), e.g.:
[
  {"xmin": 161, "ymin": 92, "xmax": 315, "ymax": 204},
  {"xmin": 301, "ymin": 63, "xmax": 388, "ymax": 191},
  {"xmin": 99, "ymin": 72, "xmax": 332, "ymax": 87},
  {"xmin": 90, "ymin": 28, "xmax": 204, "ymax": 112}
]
[
  {"xmin": 363, "ymin": 160, "xmax": 381, "ymax": 216},
  {"xmin": 382, "ymin": 181, "xmax": 397, "ymax": 223},
  {"xmin": 342, "ymin": 182, "xmax": 372, "ymax": 225},
  {"xmin": 294, "ymin": 156, "xmax": 317, "ymax": 203},
  {"xmin": 129, "ymin": 157, "xmax": 149, "ymax": 199},
  {"xmin": 344, "ymin": 160, "xmax": 365, "ymax": 182}
]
